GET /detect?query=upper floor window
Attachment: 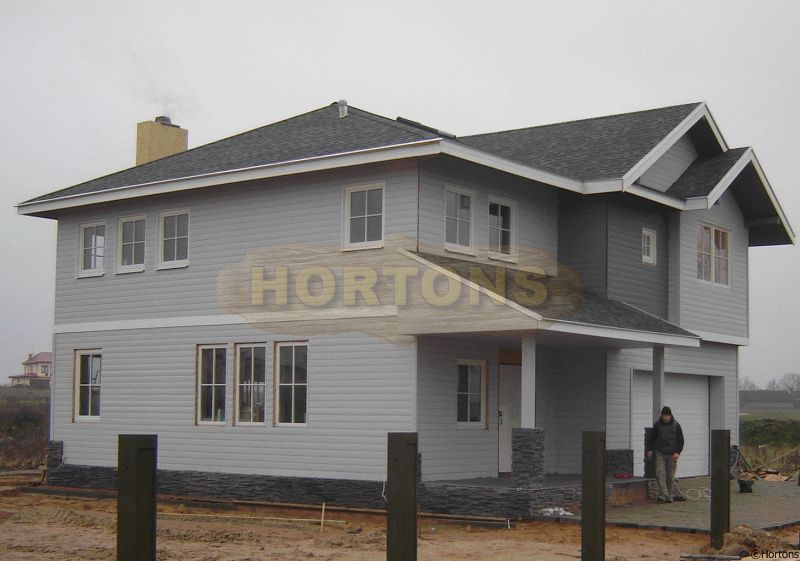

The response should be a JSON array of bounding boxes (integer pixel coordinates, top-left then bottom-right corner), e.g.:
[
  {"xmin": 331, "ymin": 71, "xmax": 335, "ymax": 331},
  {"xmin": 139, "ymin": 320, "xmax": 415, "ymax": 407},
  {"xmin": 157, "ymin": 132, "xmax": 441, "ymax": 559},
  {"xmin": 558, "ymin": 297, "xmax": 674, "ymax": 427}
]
[
  {"xmin": 345, "ymin": 184, "xmax": 383, "ymax": 247},
  {"xmin": 276, "ymin": 342, "xmax": 308, "ymax": 425},
  {"xmin": 488, "ymin": 200, "xmax": 513, "ymax": 257},
  {"xmin": 41, "ymin": 365, "xmax": 49, "ymax": 375},
  {"xmin": 160, "ymin": 211, "xmax": 189, "ymax": 268},
  {"xmin": 456, "ymin": 360, "xmax": 486, "ymax": 427},
  {"xmin": 79, "ymin": 223, "xmax": 105, "ymax": 276},
  {"xmin": 236, "ymin": 344, "xmax": 267, "ymax": 424},
  {"xmin": 697, "ymin": 224, "xmax": 730, "ymax": 286},
  {"xmin": 445, "ymin": 188, "xmax": 472, "ymax": 248},
  {"xmin": 642, "ymin": 228, "xmax": 657, "ymax": 265},
  {"xmin": 75, "ymin": 350, "xmax": 102, "ymax": 420},
  {"xmin": 119, "ymin": 217, "xmax": 146, "ymax": 272},
  {"xmin": 197, "ymin": 345, "xmax": 226, "ymax": 424}
]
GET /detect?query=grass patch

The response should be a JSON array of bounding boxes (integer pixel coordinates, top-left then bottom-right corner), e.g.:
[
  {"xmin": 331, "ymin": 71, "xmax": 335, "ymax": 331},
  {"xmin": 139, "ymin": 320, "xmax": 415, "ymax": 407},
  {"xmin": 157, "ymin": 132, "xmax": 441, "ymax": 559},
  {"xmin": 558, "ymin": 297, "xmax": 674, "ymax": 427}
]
[
  {"xmin": 0, "ymin": 386, "xmax": 49, "ymax": 470},
  {"xmin": 739, "ymin": 408, "xmax": 800, "ymax": 421}
]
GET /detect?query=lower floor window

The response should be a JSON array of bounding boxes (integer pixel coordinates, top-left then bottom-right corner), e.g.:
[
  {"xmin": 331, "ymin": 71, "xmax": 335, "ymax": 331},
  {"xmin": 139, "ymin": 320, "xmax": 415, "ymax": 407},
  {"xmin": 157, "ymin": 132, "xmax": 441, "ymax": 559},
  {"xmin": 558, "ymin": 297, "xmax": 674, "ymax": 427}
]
[
  {"xmin": 457, "ymin": 360, "xmax": 486, "ymax": 425},
  {"xmin": 198, "ymin": 346, "xmax": 227, "ymax": 423},
  {"xmin": 276, "ymin": 343, "xmax": 308, "ymax": 425},
  {"xmin": 76, "ymin": 351, "xmax": 102, "ymax": 419},
  {"xmin": 237, "ymin": 344, "xmax": 267, "ymax": 424}
]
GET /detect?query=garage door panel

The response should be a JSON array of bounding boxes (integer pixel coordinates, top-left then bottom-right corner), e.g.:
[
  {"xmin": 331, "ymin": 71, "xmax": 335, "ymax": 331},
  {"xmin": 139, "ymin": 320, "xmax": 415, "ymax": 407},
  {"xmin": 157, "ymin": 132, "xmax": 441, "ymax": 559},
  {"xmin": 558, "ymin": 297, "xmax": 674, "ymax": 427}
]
[{"xmin": 632, "ymin": 372, "xmax": 709, "ymax": 477}]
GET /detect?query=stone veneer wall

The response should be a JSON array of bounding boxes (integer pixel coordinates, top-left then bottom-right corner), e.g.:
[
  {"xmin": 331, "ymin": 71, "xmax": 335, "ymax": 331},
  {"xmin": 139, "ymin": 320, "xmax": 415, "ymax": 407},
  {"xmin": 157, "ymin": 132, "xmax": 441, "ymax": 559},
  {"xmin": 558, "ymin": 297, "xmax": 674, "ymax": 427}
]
[
  {"xmin": 45, "ymin": 440, "xmax": 585, "ymax": 520},
  {"xmin": 511, "ymin": 428, "xmax": 545, "ymax": 488},
  {"xmin": 605, "ymin": 449, "xmax": 634, "ymax": 476}
]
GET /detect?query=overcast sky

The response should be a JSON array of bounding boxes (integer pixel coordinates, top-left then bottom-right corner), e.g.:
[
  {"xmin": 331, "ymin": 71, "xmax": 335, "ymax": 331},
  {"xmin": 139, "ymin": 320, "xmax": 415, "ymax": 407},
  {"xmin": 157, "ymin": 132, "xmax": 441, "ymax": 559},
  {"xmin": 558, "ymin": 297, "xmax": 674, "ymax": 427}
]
[{"xmin": 1, "ymin": 1, "xmax": 798, "ymax": 386}]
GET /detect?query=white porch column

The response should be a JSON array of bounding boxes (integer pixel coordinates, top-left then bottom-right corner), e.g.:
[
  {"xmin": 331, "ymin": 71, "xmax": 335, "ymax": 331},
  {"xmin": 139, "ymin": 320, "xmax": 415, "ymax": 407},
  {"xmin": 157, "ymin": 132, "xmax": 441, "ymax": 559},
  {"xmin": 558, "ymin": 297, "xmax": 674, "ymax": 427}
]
[
  {"xmin": 520, "ymin": 335, "xmax": 537, "ymax": 428},
  {"xmin": 652, "ymin": 344, "xmax": 665, "ymax": 422}
]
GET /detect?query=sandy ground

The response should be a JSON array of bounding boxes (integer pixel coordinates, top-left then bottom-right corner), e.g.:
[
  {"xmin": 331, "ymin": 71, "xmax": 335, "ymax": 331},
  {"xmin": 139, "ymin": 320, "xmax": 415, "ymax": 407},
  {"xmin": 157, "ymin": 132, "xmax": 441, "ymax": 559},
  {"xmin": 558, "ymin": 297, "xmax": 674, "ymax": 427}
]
[{"xmin": 0, "ymin": 485, "xmax": 797, "ymax": 560}]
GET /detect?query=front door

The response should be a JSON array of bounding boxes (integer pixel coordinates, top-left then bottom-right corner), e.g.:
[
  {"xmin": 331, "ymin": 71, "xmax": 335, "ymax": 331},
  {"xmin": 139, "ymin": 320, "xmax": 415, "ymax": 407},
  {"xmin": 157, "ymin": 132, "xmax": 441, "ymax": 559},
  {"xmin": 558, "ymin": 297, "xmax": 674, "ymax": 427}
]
[{"xmin": 498, "ymin": 364, "xmax": 521, "ymax": 473}]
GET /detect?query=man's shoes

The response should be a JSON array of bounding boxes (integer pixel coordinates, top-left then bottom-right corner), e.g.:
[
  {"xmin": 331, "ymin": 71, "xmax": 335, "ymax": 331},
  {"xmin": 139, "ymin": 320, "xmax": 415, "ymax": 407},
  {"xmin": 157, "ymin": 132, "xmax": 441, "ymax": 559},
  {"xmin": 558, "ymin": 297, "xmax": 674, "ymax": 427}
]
[
  {"xmin": 656, "ymin": 494, "xmax": 671, "ymax": 502},
  {"xmin": 672, "ymin": 495, "xmax": 687, "ymax": 502}
]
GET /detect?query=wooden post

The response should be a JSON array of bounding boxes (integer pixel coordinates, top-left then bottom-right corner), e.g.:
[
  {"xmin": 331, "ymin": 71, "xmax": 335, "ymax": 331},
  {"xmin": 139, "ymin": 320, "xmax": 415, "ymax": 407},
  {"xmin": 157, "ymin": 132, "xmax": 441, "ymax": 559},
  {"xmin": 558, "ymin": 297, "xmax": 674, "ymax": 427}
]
[
  {"xmin": 710, "ymin": 430, "xmax": 731, "ymax": 550},
  {"xmin": 387, "ymin": 432, "xmax": 417, "ymax": 561},
  {"xmin": 117, "ymin": 434, "xmax": 157, "ymax": 561},
  {"xmin": 581, "ymin": 431, "xmax": 606, "ymax": 561}
]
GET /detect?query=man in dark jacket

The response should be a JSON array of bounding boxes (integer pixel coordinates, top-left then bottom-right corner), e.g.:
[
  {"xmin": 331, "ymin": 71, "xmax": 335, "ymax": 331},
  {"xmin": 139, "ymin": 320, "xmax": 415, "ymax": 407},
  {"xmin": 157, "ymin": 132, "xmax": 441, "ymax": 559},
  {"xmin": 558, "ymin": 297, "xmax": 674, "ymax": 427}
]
[{"xmin": 646, "ymin": 405, "xmax": 686, "ymax": 502}]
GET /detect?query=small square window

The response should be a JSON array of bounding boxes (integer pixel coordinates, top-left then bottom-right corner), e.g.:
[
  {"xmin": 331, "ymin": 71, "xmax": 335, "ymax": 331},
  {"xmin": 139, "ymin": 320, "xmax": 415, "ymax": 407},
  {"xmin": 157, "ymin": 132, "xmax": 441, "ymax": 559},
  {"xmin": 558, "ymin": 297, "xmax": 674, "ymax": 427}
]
[{"xmin": 642, "ymin": 228, "xmax": 657, "ymax": 265}]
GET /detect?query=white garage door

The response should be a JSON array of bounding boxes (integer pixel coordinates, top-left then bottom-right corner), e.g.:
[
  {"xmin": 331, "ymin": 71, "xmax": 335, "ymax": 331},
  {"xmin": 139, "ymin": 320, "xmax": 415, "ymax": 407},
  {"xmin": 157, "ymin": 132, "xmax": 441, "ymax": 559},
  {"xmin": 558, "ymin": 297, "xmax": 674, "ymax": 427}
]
[{"xmin": 632, "ymin": 372, "xmax": 710, "ymax": 477}]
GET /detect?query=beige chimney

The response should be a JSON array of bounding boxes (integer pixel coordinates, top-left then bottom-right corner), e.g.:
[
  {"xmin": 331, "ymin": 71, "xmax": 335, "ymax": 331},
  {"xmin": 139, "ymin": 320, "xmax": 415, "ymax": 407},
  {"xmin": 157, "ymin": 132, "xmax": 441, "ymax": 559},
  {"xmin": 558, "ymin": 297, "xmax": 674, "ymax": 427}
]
[{"xmin": 136, "ymin": 116, "xmax": 188, "ymax": 165}]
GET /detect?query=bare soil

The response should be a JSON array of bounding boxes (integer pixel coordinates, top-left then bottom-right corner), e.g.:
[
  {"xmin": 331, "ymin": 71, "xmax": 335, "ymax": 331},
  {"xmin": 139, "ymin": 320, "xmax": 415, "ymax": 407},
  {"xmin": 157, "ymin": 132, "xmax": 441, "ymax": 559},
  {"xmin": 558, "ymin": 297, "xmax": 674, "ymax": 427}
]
[{"xmin": 1, "ymin": 477, "xmax": 798, "ymax": 561}]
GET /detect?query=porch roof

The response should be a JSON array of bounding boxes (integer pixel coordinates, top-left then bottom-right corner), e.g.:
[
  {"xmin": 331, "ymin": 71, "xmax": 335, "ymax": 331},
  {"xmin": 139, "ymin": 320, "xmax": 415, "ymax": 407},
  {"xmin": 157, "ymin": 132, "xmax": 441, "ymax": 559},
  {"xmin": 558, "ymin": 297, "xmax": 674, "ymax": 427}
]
[{"xmin": 412, "ymin": 252, "xmax": 699, "ymax": 346}]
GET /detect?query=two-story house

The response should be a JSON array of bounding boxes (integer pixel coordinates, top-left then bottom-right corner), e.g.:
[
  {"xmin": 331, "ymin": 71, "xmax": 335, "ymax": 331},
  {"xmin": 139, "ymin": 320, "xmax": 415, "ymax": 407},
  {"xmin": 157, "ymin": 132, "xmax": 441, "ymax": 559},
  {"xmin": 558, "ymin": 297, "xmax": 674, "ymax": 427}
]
[
  {"xmin": 18, "ymin": 100, "xmax": 793, "ymax": 518},
  {"xmin": 9, "ymin": 352, "xmax": 53, "ymax": 387}
]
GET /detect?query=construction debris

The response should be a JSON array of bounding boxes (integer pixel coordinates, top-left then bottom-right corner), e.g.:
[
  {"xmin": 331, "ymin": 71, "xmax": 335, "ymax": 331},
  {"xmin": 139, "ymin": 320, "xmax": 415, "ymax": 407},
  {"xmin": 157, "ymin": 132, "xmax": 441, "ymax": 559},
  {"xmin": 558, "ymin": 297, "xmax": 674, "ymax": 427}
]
[{"xmin": 698, "ymin": 525, "xmax": 795, "ymax": 558}]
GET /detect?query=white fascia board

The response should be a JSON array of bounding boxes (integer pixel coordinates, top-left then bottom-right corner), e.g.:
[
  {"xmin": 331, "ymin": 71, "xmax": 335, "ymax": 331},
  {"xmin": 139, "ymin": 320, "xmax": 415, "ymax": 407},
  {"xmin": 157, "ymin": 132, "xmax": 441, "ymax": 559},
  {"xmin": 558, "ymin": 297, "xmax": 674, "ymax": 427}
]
[
  {"xmin": 17, "ymin": 139, "xmax": 444, "ymax": 216},
  {"xmin": 621, "ymin": 103, "xmax": 711, "ymax": 189},
  {"xmin": 439, "ymin": 140, "xmax": 583, "ymax": 193},
  {"xmin": 704, "ymin": 148, "xmax": 754, "ymax": 208},
  {"xmin": 625, "ymin": 184, "xmax": 686, "ymax": 210},
  {"xmin": 690, "ymin": 329, "xmax": 750, "ymax": 346},
  {"xmin": 583, "ymin": 179, "xmax": 623, "ymax": 194},
  {"xmin": 542, "ymin": 319, "xmax": 701, "ymax": 347}
]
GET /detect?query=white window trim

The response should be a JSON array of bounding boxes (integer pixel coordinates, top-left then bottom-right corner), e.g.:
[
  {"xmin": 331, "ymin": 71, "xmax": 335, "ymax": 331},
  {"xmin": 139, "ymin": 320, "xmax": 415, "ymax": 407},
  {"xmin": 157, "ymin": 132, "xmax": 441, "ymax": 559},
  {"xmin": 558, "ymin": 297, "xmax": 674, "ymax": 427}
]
[
  {"xmin": 117, "ymin": 215, "xmax": 147, "ymax": 274},
  {"xmin": 196, "ymin": 344, "xmax": 228, "ymax": 426},
  {"xmin": 342, "ymin": 182, "xmax": 385, "ymax": 251},
  {"xmin": 234, "ymin": 343, "xmax": 268, "ymax": 426},
  {"xmin": 444, "ymin": 185, "xmax": 476, "ymax": 255},
  {"xmin": 274, "ymin": 341, "xmax": 309, "ymax": 427},
  {"xmin": 487, "ymin": 197, "xmax": 517, "ymax": 263},
  {"xmin": 696, "ymin": 222, "xmax": 732, "ymax": 288},
  {"xmin": 158, "ymin": 209, "xmax": 190, "ymax": 270},
  {"xmin": 456, "ymin": 359, "xmax": 488, "ymax": 429},
  {"xmin": 74, "ymin": 349, "xmax": 102, "ymax": 422},
  {"xmin": 641, "ymin": 227, "xmax": 657, "ymax": 266},
  {"xmin": 77, "ymin": 222, "xmax": 106, "ymax": 278}
]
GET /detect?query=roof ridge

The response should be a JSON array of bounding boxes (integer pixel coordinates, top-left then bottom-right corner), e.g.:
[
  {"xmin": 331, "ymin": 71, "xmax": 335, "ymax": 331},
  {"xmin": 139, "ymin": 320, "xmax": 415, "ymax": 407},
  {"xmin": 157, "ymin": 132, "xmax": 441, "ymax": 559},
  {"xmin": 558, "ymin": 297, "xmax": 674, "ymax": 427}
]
[
  {"xmin": 463, "ymin": 102, "xmax": 703, "ymax": 139},
  {"xmin": 345, "ymin": 105, "xmax": 438, "ymax": 140}
]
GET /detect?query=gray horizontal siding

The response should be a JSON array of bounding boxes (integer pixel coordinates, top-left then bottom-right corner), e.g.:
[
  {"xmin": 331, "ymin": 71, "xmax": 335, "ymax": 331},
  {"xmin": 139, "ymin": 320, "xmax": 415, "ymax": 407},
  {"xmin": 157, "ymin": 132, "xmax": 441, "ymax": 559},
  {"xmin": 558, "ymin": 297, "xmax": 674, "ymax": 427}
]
[
  {"xmin": 52, "ymin": 326, "xmax": 416, "ymax": 481},
  {"xmin": 605, "ymin": 342, "xmax": 739, "ymax": 451},
  {"xmin": 54, "ymin": 161, "xmax": 419, "ymax": 325},
  {"xmin": 678, "ymin": 191, "xmax": 748, "ymax": 338},
  {"xmin": 637, "ymin": 135, "xmax": 698, "ymax": 193},
  {"xmin": 417, "ymin": 336, "xmax": 499, "ymax": 481},
  {"xmin": 536, "ymin": 348, "xmax": 606, "ymax": 473},
  {"xmin": 557, "ymin": 195, "xmax": 607, "ymax": 296},
  {"xmin": 606, "ymin": 198, "xmax": 669, "ymax": 317},
  {"xmin": 418, "ymin": 158, "xmax": 559, "ymax": 275}
]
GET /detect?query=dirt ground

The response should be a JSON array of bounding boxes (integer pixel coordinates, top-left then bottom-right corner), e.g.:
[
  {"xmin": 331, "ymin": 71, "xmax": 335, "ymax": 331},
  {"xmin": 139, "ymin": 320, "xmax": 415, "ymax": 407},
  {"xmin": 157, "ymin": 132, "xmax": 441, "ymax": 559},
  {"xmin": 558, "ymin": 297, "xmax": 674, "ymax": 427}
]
[{"xmin": 0, "ymin": 486, "xmax": 797, "ymax": 561}]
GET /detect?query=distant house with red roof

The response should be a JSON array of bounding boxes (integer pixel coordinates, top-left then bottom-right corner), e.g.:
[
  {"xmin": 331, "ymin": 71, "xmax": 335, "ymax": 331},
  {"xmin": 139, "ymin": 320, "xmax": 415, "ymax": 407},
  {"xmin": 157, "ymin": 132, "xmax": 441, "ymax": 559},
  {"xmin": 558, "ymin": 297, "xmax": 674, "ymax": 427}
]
[{"xmin": 10, "ymin": 352, "xmax": 52, "ymax": 388}]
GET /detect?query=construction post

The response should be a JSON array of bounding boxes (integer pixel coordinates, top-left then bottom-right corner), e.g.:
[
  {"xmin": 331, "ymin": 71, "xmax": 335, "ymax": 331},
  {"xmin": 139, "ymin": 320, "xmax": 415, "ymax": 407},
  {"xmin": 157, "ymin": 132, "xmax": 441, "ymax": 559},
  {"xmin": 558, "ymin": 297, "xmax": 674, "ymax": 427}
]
[
  {"xmin": 710, "ymin": 429, "xmax": 731, "ymax": 550},
  {"xmin": 387, "ymin": 432, "xmax": 417, "ymax": 561},
  {"xmin": 117, "ymin": 434, "xmax": 157, "ymax": 561},
  {"xmin": 581, "ymin": 431, "xmax": 606, "ymax": 561}
]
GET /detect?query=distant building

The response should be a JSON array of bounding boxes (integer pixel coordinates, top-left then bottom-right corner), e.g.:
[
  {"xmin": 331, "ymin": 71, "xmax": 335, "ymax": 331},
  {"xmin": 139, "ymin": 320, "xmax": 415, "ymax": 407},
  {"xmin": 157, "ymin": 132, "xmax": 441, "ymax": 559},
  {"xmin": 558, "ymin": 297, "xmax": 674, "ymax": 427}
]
[
  {"xmin": 739, "ymin": 390, "xmax": 795, "ymax": 410},
  {"xmin": 10, "ymin": 352, "xmax": 53, "ymax": 388}
]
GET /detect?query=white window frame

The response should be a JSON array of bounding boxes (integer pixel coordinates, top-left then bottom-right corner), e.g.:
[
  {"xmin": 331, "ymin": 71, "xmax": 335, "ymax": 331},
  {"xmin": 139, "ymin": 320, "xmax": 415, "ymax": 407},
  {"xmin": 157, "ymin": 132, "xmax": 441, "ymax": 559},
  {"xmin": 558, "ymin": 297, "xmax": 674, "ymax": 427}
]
[
  {"xmin": 456, "ymin": 359, "xmax": 488, "ymax": 429},
  {"xmin": 444, "ymin": 185, "xmax": 476, "ymax": 255},
  {"xmin": 274, "ymin": 341, "xmax": 309, "ymax": 427},
  {"xmin": 78, "ymin": 222, "xmax": 106, "ymax": 277},
  {"xmin": 234, "ymin": 343, "xmax": 268, "ymax": 426},
  {"xmin": 487, "ymin": 197, "xmax": 517, "ymax": 262},
  {"xmin": 74, "ymin": 349, "xmax": 102, "ymax": 422},
  {"xmin": 196, "ymin": 344, "xmax": 228, "ymax": 426},
  {"xmin": 641, "ymin": 228, "xmax": 657, "ymax": 265},
  {"xmin": 696, "ymin": 222, "xmax": 731, "ymax": 287},
  {"xmin": 158, "ymin": 209, "xmax": 190, "ymax": 269},
  {"xmin": 343, "ymin": 182, "xmax": 385, "ymax": 250},
  {"xmin": 117, "ymin": 215, "xmax": 146, "ymax": 274}
]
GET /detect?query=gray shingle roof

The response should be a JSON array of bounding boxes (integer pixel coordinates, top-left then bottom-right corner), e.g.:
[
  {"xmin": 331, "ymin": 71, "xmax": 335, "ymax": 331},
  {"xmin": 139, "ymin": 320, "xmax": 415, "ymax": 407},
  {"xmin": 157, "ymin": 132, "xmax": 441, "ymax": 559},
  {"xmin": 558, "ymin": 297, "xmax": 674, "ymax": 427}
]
[
  {"xmin": 416, "ymin": 252, "xmax": 697, "ymax": 338},
  {"xmin": 666, "ymin": 147, "xmax": 749, "ymax": 199},
  {"xmin": 459, "ymin": 103, "xmax": 701, "ymax": 181},
  {"xmin": 24, "ymin": 104, "xmax": 439, "ymax": 204}
]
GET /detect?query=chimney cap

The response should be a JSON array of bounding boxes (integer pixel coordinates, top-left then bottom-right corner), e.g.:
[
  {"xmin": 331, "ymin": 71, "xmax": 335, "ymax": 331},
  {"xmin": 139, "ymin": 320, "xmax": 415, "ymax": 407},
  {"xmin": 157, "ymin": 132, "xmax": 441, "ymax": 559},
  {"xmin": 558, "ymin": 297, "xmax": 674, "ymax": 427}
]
[{"xmin": 155, "ymin": 115, "xmax": 176, "ymax": 126}]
